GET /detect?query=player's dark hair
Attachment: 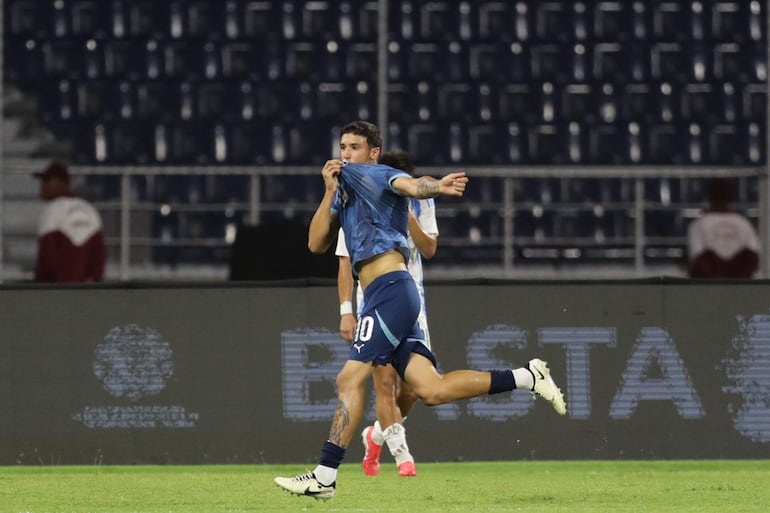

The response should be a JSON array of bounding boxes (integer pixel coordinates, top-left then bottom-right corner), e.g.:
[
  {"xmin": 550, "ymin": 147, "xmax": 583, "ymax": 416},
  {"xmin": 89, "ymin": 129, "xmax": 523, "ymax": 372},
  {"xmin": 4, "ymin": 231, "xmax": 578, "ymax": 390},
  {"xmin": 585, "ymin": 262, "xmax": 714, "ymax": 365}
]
[
  {"xmin": 342, "ymin": 121, "xmax": 383, "ymax": 150},
  {"xmin": 379, "ymin": 149, "xmax": 414, "ymax": 175}
]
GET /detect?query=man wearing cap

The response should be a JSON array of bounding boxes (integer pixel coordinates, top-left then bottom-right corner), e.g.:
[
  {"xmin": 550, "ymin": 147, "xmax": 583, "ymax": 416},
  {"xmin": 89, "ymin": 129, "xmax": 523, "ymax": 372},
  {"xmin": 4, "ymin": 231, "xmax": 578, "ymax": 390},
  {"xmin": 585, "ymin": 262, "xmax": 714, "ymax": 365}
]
[{"xmin": 33, "ymin": 161, "xmax": 106, "ymax": 282}]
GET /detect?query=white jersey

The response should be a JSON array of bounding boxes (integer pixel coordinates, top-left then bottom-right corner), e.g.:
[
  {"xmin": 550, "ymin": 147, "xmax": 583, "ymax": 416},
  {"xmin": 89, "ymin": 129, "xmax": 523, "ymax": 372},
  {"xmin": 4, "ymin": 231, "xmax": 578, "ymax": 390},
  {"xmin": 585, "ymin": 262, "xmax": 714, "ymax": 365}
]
[
  {"xmin": 687, "ymin": 212, "xmax": 760, "ymax": 262},
  {"xmin": 336, "ymin": 197, "xmax": 439, "ymax": 346}
]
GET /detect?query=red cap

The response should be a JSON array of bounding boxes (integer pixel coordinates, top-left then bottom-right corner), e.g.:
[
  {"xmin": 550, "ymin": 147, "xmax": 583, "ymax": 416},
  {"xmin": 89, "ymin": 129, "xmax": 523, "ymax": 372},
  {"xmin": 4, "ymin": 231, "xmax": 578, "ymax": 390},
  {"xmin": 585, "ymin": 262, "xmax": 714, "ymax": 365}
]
[{"xmin": 34, "ymin": 161, "xmax": 70, "ymax": 182}]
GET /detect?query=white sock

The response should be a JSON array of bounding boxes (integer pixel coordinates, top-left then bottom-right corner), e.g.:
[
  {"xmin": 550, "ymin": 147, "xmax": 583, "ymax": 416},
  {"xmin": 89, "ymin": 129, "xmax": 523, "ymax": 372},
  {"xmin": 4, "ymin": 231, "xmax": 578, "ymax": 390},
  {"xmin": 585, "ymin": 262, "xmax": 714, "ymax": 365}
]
[
  {"xmin": 371, "ymin": 420, "xmax": 385, "ymax": 445},
  {"xmin": 313, "ymin": 464, "xmax": 337, "ymax": 486},
  {"xmin": 513, "ymin": 367, "xmax": 534, "ymax": 390},
  {"xmin": 382, "ymin": 423, "xmax": 413, "ymax": 466}
]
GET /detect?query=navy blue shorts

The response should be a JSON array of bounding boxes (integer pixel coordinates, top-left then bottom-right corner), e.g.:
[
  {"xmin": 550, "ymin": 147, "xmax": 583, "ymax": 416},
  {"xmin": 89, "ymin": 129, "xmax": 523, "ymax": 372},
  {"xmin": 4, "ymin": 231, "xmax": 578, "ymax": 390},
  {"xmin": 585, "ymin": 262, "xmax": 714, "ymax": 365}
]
[{"xmin": 348, "ymin": 271, "xmax": 437, "ymax": 380}]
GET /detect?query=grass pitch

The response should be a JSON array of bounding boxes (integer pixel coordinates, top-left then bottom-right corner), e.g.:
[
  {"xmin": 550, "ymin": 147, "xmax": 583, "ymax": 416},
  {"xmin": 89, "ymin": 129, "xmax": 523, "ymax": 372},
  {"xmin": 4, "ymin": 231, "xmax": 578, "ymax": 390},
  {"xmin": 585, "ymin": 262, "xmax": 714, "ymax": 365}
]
[{"xmin": 2, "ymin": 460, "xmax": 768, "ymax": 513}]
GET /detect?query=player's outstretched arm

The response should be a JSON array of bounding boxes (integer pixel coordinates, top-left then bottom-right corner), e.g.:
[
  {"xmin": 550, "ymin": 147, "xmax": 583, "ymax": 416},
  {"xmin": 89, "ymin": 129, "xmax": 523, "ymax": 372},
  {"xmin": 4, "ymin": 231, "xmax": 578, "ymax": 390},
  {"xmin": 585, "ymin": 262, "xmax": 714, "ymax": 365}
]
[{"xmin": 393, "ymin": 172, "xmax": 468, "ymax": 199}]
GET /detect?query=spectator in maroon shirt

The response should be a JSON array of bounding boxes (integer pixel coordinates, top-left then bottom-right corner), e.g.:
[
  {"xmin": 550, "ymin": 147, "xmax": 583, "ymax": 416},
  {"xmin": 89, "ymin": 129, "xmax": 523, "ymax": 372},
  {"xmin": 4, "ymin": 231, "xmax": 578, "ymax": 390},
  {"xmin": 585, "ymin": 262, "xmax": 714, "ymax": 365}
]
[
  {"xmin": 687, "ymin": 177, "xmax": 759, "ymax": 278},
  {"xmin": 33, "ymin": 161, "xmax": 106, "ymax": 282}
]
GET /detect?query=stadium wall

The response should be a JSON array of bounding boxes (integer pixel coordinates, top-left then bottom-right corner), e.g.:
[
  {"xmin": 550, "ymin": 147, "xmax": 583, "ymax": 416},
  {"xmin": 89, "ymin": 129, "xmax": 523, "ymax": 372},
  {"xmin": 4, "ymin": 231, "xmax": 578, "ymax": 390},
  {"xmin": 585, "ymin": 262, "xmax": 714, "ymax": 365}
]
[{"xmin": 1, "ymin": 280, "xmax": 770, "ymax": 464}]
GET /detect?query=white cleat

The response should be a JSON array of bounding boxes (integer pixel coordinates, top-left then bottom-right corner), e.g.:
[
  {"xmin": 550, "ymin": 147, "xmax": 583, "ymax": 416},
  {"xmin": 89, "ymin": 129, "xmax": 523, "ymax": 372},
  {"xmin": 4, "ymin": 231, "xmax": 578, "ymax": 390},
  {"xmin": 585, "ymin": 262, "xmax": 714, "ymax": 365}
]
[
  {"xmin": 274, "ymin": 471, "xmax": 335, "ymax": 500},
  {"xmin": 528, "ymin": 358, "xmax": 567, "ymax": 416}
]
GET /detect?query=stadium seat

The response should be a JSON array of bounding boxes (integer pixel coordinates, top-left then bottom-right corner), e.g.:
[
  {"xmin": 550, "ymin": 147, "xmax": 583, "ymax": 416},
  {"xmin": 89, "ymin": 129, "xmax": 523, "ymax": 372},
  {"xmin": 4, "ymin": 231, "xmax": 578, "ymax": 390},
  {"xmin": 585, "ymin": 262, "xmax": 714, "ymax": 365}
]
[
  {"xmin": 650, "ymin": 42, "xmax": 687, "ymax": 81},
  {"xmin": 164, "ymin": 122, "xmax": 217, "ymax": 164},
  {"xmin": 75, "ymin": 80, "xmax": 116, "ymax": 121},
  {"xmin": 226, "ymin": 123, "xmax": 273, "ymax": 164},
  {"xmin": 240, "ymin": 1, "xmax": 281, "ymax": 38},
  {"xmin": 70, "ymin": 0, "xmax": 110, "ymax": 37},
  {"xmin": 220, "ymin": 42, "xmax": 257, "ymax": 79},
  {"xmin": 339, "ymin": 0, "xmax": 379, "ymax": 39},
  {"xmin": 651, "ymin": 2, "xmax": 687, "ymax": 41},
  {"xmin": 528, "ymin": 124, "xmax": 567, "ymax": 164},
  {"xmin": 437, "ymin": 83, "xmax": 477, "ymax": 122},
  {"xmin": 561, "ymin": 83, "xmax": 594, "ymax": 122},
  {"xmin": 407, "ymin": 123, "xmax": 443, "ymax": 165},
  {"xmin": 592, "ymin": 1, "xmax": 630, "ymax": 41},
  {"xmin": 711, "ymin": 1, "xmax": 746, "ymax": 42},
  {"xmin": 681, "ymin": 83, "xmax": 719, "ymax": 123},
  {"xmin": 284, "ymin": 41, "xmax": 344, "ymax": 81},
  {"xmin": 708, "ymin": 124, "xmax": 743, "ymax": 164},
  {"xmin": 588, "ymin": 124, "xmax": 625, "ymax": 164},
  {"xmin": 101, "ymin": 121, "xmax": 157, "ymax": 164},
  {"xmin": 345, "ymin": 42, "xmax": 377, "ymax": 79},
  {"xmin": 475, "ymin": 1, "xmax": 513, "ymax": 40},
  {"xmin": 7, "ymin": 0, "xmax": 51, "ymax": 37},
  {"xmin": 595, "ymin": 42, "xmax": 648, "ymax": 82},
  {"xmin": 497, "ymin": 83, "xmax": 538, "ymax": 123},
  {"xmin": 535, "ymin": 1, "xmax": 570, "ymax": 42},
  {"xmin": 530, "ymin": 43, "xmax": 566, "ymax": 82},
  {"xmin": 646, "ymin": 124, "xmax": 684, "ymax": 164},
  {"xmin": 125, "ymin": 1, "xmax": 169, "ymax": 38}
]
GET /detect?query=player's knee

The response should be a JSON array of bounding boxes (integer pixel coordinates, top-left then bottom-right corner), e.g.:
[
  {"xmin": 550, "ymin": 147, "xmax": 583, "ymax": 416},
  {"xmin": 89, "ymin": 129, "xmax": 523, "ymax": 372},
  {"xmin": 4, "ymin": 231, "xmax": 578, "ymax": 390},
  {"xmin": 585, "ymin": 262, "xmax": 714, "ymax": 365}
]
[{"xmin": 416, "ymin": 388, "xmax": 444, "ymax": 406}]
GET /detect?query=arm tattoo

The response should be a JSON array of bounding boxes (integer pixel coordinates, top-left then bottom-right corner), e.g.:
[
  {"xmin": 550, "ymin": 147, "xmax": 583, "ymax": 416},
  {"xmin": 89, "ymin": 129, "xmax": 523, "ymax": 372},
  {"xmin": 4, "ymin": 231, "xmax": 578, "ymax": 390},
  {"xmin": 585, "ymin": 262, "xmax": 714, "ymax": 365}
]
[
  {"xmin": 328, "ymin": 398, "xmax": 350, "ymax": 445},
  {"xmin": 415, "ymin": 177, "xmax": 441, "ymax": 198}
]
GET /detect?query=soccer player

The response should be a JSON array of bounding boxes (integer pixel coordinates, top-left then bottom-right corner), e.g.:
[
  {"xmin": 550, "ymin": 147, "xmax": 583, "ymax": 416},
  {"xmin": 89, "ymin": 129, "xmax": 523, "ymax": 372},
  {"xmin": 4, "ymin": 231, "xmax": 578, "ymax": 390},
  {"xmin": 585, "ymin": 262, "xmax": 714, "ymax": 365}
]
[
  {"xmin": 274, "ymin": 121, "xmax": 566, "ymax": 500},
  {"xmin": 336, "ymin": 150, "xmax": 438, "ymax": 477}
]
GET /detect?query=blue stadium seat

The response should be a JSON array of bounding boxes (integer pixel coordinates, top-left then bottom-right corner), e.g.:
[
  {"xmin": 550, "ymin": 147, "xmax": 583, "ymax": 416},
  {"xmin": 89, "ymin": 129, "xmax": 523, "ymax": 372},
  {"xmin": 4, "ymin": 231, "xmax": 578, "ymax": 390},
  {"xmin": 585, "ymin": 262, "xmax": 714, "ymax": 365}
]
[
  {"xmin": 284, "ymin": 40, "xmax": 344, "ymax": 81},
  {"xmin": 646, "ymin": 124, "xmax": 685, "ymax": 164},
  {"xmin": 3, "ymin": 36, "xmax": 44, "ymax": 85},
  {"xmin": 711, "ymin": 1, "xmax": 751, "ymax": 43},
  {"xmin": 345, "ymin": 42, "xmax": 377, "ymax": 79},
  {"xmin": 528, "ymin": 124, "xmax": 567, "ymax": 164},
  {"xmin": 165, "ymin": 122, "xmax": 217, "ymax": 164},
  {"xmin": 7, "ymin": 0, "xmax": 52, "ymax": 37},
  {"xmin": 276, "ymin": 122, "xmax": 339, "ymax": 165},
  {"xmin": 219, "ymin": 42, "xmax": 258, "ymax": 79},
  {"xmin": 475, "ymin": 1, "xmax": 514, "ymax": 41},
  {"xmin": 102, "ymin": 121, "xmax": 157, "ymax": 164},
  {"xmin": 69, "ymin": 0, "xmax": 110, "ymax": 38},
  {"xmin": 650, "ymin": 42, "xmax": 687, "ymax": 81},
  {"xmin": 651, "ymin": 2, "xmax": 687, "ymax": 41},
  {"xmin": 226, "ymin": 123, "xmax": 273, "ymax": 164},
  {"xmin": 467, "ymin": 123, "xmax": 524, "ymax": 164},
  {"xmin": 414, "ymin": 0, "xmax": 462, "ymax": 40},
  {"xmin": 406, "ymin": 123, "xmax": 442, "ymax": 165},
  {"xmin": 316, "ymin": 81, "xmax": 375, "ymax": 121},
  {"xmin": 387, "ymin": 82, "xmax": 435, "ymax": 124},
  {"xmin": 592, "ymin": 1, "xmax": 632, "ymax": 42},
  {"xmin": 172, "ymin": 0, "xmax": 226, "ymax": 38},
  {"xmin": 741, "ymin": 83, "xmax": 766, "ymax": 121},
  {"xmin": 163, "ymin": 40, "xmax": 215, "ymax": 79},
  {"xmin": 681, "ymin": 83, "xmax": 725, "ymax": 123},
  {"xmin": 588, "ymin": 124, "xmax": 625, "ymax": 164},
  {"xmin": 497, "ymin": 83, "xmax": 538, "ymax": 123},
  {"xmin": 534, "ymin": 1, "xmax": 571, "ymax": 42},
  {"xmin": 530, "ymin": 43, "xmax": 567, "ymax": 82},
  {"xmin": 194, "ymin": 81, "xmax": 240, "ymax": 121},
  {"xmin": 124, "ymin": 1, "xmax": 169, "ymax": 39},
  {"xmin": 339, "ymin": 1, "xmax": 379, "ymax": 40},
  {"xmin": 240, "ymin": 1, "xmax": 282, "ymax": 38},
  {"xmin": 134, "ymin": 81, "xmax": 180, "ymax": 122}
]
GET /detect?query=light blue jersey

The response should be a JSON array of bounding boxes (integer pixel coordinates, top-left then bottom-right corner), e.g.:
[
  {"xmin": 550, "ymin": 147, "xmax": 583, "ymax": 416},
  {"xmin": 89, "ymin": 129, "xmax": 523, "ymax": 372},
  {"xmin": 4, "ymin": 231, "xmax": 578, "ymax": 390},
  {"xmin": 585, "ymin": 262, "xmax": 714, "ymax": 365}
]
[{"xmin": 331, "ymin": 163, "xmax": 412, "ymax": 276}]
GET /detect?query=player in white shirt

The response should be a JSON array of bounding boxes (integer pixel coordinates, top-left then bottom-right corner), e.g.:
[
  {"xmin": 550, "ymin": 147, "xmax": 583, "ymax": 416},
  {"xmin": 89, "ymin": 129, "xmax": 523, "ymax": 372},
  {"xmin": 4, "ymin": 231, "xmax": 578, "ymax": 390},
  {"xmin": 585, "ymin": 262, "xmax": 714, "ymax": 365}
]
[{"xmin": 336, "ymin": 150, "xmax": 438, "ymax": 477}]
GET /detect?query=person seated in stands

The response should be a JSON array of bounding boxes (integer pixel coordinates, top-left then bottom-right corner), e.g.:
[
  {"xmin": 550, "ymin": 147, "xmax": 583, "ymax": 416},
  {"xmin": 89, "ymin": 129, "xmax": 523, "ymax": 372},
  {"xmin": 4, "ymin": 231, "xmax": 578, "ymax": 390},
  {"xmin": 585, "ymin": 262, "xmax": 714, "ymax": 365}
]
[
  {"xmin": 33, "ymin": 161, "xmax": 106, "ymax": 283},
  {"xmin": 687, "ymin": 177, "xmax": 760, "ymax": 278}
]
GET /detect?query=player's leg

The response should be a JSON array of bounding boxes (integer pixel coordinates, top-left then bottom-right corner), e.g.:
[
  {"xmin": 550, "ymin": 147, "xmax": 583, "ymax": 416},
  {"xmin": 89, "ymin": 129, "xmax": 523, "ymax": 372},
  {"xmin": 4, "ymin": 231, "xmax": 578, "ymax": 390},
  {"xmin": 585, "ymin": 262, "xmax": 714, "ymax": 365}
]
[
  {"xmin": 363, "ymin": 364, "xmax": 417, "ymax": 476},
  {"xmin": 362, "ymin": 364, "xmax": 399, "ymax": 476},
  {"xmin": 401, "ymin": 350, "xmax": 566, "ymax": 415},
  {"xmin": 274, "ymin": 359, "xmax": 372, "ymax": 499}
]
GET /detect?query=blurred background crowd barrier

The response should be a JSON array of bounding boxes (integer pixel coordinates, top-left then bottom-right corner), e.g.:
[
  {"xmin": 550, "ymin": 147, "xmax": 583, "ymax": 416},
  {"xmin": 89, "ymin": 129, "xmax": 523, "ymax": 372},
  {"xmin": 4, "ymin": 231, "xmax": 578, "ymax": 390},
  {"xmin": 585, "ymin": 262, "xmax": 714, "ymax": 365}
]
[{"xmin": 1, "ymin": 0, "xmax": 768, "ymax": 281}]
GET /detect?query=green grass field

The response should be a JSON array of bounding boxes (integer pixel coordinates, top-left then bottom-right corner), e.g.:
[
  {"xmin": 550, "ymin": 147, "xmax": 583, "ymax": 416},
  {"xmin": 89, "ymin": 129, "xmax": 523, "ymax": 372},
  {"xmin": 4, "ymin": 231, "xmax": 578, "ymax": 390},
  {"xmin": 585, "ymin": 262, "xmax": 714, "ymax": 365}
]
[{"xmin": 1, "ymin": 460, "xmax": 768, "ymax": 513}]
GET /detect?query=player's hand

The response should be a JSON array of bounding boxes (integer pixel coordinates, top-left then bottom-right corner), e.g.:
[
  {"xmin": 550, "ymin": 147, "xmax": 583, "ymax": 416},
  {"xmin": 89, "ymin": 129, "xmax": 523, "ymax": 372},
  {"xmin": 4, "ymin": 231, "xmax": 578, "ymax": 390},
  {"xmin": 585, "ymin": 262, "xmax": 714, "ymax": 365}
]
[
  {"xmin": 340, "ymin": 313, "xmax": 356, "ymax": 343},
  {"xmin": 439, "ymin": 172, "xmax": 468, "ymax": 196},
  {"xmin": 322, "ymin": 160, "xmax": 344, "ymax": 191}
]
